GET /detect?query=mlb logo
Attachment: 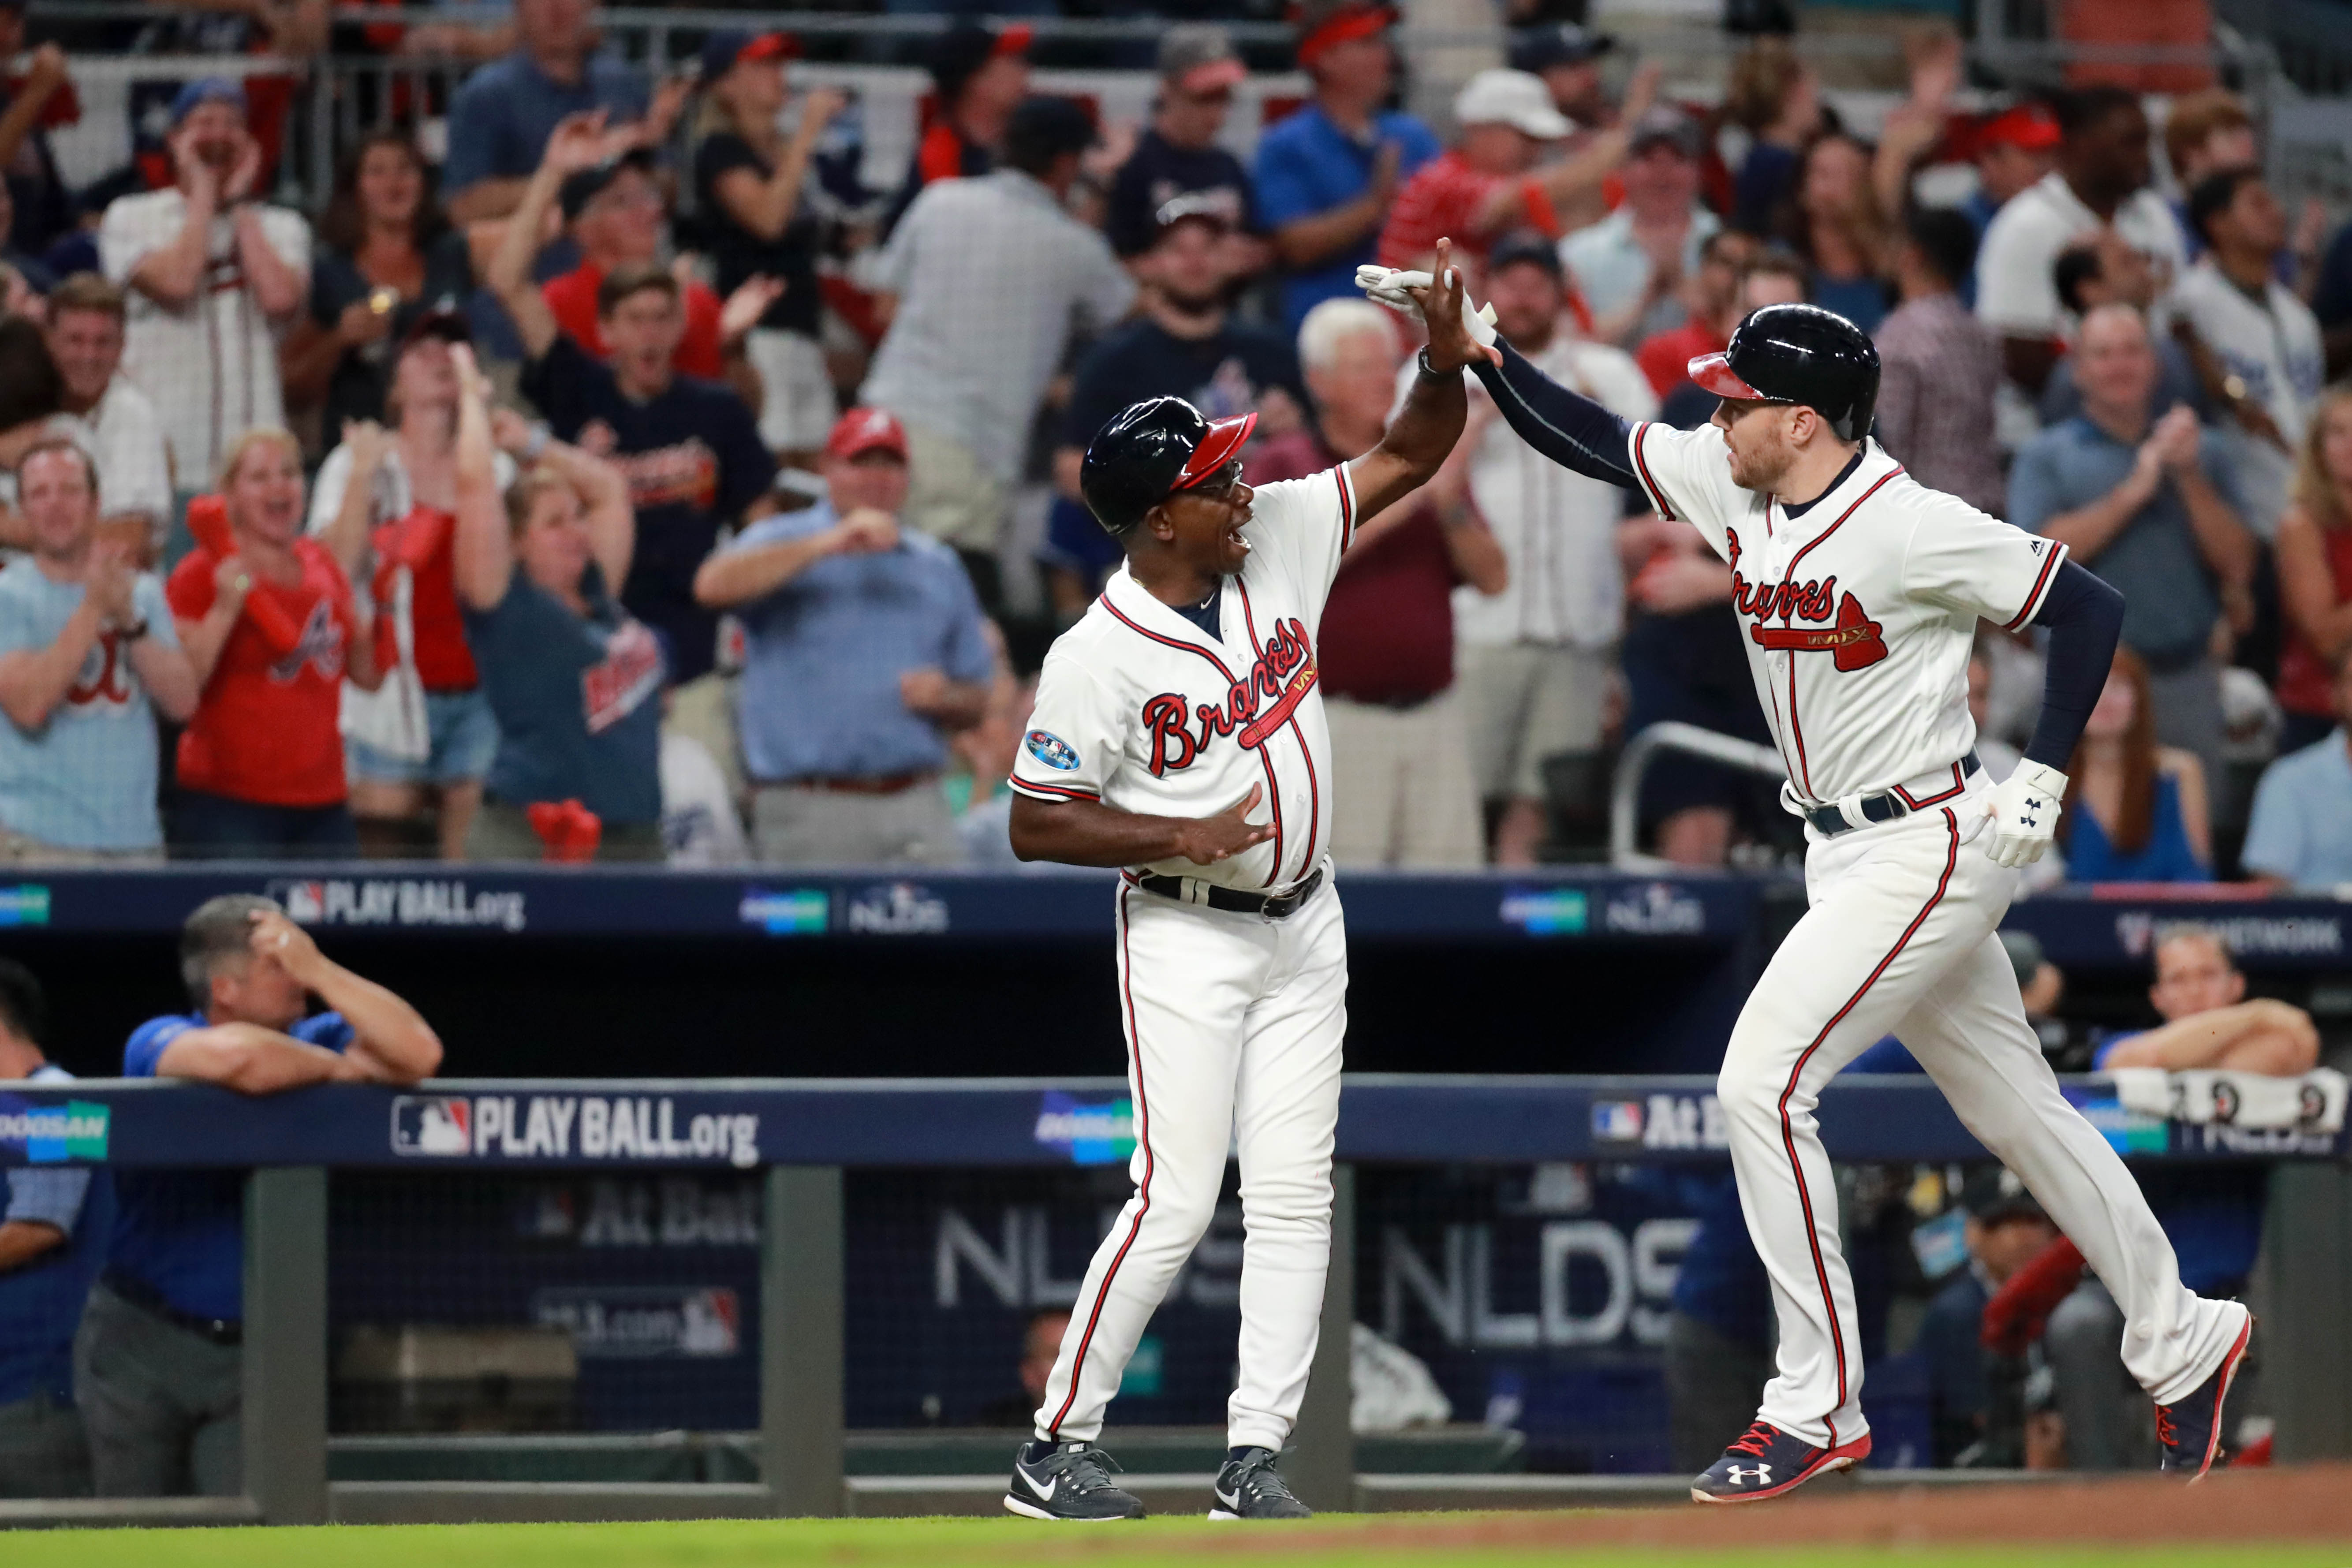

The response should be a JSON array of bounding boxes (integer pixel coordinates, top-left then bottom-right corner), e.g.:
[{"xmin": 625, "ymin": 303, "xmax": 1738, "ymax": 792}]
[
  {"xmin": 1590, "ymin": 1100, "xmax": 1645, "ymax": 1142},
  {"xmin": 281, "ymin": 882, "xmax": 326, "ymax": 924},
  {"xmin": 391, "ymin": 1096, "xmax": 471, "ymax": 1156}
]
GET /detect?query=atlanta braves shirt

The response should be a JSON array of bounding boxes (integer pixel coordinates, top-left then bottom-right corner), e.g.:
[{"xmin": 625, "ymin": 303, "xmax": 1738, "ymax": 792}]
[{"xmin": 1626, "ymin": 426, "xmax": 2068, "ymax": 808}]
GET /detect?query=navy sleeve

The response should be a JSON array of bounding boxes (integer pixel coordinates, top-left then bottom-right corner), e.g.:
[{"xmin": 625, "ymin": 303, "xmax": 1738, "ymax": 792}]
[
  {"xmin": 712, "ymin": 393, "xmax": 777, "ymax": 520},
  {"xmin": 2022, "ymin": 560, "xmax": 2125, "ymax": 770},
  {"xmin": 1470, "ymin": 337, "xmax": 1640, "ymax": 488}
]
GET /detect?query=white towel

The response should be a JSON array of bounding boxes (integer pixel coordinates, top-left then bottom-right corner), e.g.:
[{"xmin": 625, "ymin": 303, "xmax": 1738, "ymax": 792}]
[{"xmin": 2107, "ymin": 1067, "xmax": 2348, "ymax": 1132}]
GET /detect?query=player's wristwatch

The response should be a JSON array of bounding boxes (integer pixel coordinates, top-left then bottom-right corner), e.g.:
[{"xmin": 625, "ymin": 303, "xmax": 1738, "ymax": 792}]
[
  {"xmin": 1416, "ymin": 347, "xmax": 1451, "ymax": 378},
  {"xmin": 118, "ymin": 617, "xmax": 150, "ymax": 642}
]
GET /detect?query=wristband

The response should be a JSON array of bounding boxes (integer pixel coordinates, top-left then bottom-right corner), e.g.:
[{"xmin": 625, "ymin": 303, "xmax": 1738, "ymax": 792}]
[
  {"xmin": 523, "ymin": 424, "xmax": 552, "ymax": 461},
  {"xmin": 119, "ymin": 617, "xmax": 149, "ymax": 642}
]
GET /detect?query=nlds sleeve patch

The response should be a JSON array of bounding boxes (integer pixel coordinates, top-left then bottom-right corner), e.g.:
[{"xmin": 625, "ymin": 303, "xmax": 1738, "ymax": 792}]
[{"xmin": 1025, "ymin": 730, "xmax": 1082, "ymax": 771}]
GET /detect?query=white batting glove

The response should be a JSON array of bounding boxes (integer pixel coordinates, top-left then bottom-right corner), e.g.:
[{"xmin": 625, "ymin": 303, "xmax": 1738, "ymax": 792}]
[
  {"xmin": 1982, "ymin": 759, "xmax": 2069, "ymax": 868},
  {"xmin": 1354, "ymin": 265, "xmax": 1499, "ymax": 349}
]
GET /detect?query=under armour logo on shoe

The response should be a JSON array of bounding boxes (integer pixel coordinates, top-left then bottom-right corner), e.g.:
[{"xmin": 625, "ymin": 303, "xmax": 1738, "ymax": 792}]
[{"xmin": 1727, "ymin": 1464, "xmax": 1773, "ymax": 1486}]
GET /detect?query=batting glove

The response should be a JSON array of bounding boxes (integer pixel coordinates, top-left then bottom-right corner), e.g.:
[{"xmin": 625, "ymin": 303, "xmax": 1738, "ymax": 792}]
[
  {"xmin": 1982, "ymin": 759, "xmax": 2069, "ymax": 868},
  {"xmin": 1354, "ymin": 265, "xmax": 1499, "ymax": 349}
]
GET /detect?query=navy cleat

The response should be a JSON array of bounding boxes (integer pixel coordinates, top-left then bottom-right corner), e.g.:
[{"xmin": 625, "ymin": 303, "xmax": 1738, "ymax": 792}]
[
  {"xmin": 1003, "ymin": 1441, "xmax": 1146, "ymax": 1521},
  {"xmin": 1208, "ymin": 1446, "xmax": 1313, "ymax": 1519},
  {"xmin": 2157, "ymin": 1310, "xmax": 2255, "ymax": 1479},
  {"xmin": 1691, "ymin": 1419, "xmax": 1871, "ymax": 1504}
]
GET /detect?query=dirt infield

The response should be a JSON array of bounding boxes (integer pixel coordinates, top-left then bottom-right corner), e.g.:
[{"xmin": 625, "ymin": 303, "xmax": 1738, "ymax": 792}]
[{"xmin": 1227, "ymin": 1464, "xmax": 2352, "ymax": 1557}]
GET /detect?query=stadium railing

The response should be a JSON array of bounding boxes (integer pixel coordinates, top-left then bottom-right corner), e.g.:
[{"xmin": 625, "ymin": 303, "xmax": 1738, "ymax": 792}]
[{"xmin": 0, "ymin": 1073, "xmax": 2343, "ymax": 1526}]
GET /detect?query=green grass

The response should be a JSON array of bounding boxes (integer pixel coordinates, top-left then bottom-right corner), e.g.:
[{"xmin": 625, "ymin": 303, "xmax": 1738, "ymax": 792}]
[{"xmin": 4, "ymin": 1519, "xmax": 2348, "ymax": 1568}]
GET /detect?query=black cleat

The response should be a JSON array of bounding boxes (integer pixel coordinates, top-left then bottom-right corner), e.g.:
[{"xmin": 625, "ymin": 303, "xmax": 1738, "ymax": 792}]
[
  {"xmin": 1691, "ymin": 1420, "xmax": 1871, "ymax": 1503},
  {"xmin": 1208, "ymin": 1446, "xmax": 1313, "ymax": 1520},
  {"xmin": 2157, "ymin": 1310, "xmax": 2255, "ymax": 1480},
  {"xmin": 1003, "ymin": 1441, "xmax": 1146, "ymax": 1521}
]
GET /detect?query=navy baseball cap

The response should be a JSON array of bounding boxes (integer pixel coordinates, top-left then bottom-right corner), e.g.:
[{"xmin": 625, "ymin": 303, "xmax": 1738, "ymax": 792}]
[
  {"xmin": 170, "ymin": 77, "xmax": 247, "ymax": 126},
  {"xmin": 1488, "ymin": 228, "xmax": 1563, "ymax": 278},
  {"xmin": 560, "ymin": 147, "xmax": 659, "ymax": 223},
  {"xmin": 1508, "ymin": 23, "xmax": 1616, "ymax": 73},
  {"xmin": 699, "ymin": 29, "xmax": 796, "ymax": 82}
]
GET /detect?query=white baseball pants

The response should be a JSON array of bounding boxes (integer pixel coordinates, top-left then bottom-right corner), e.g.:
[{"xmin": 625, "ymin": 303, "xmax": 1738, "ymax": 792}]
[
  {"xmin": 1034, "ymin": 875, "xmax": 1347, "ymax": 1452},
  {"xmin": 1721, "ymin": 791, "xmax": 2249, "ymax": 1449}
]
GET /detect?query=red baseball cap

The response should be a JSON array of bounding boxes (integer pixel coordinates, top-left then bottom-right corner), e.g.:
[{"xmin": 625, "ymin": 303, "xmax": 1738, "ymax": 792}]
[
  {"xmin": 826, "ymin": 407, "xmax": 909, "ymax": 462},
  {"xmin": 1296, "ymin": 3, "xmax": 1396, "ymax": 70},
  {"xmin": 1978, "ymin": 103, "xmax": 2061, "ymax": 154}
]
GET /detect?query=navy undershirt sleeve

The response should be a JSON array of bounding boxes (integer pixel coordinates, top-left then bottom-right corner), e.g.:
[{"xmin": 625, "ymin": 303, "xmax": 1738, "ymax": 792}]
[
  {"xmin": 2021, "ymin": 559, "xmax": 2125, "ymax": 770},
  {"xmin": 1469, "ymin": 337, "xmax": 1638, "ymax": 488}
]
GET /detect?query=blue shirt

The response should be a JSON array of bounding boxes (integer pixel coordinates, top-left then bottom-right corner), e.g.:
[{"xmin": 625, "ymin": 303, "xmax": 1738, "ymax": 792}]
[
  {"xmin": 1253, "ymin": 104, "xmax": 1439, "ymax": 333},
  {"xmin": 463, "ymin": 561, "xmax": 665, "ymax": 825},
  {"xmin": 726, "ymin": 503, "xmax": 994, "ymax": 784},
  {"xmin": 2006, "ymin": 415, "xmax": 2240, "ymax": 667},
  {"xmin": 110, "ymin": 1013, "xmax": 352, "ymax": 1323},
  {"xmin": 0, "ymin": 564, "xmax": 179, "ymax": 851},
  {"xmin": 2241, "ymin": 728, "xmax": 2352, "ymax": 887},
  {"xmin": 0, "ymin": 1065, "xmax": 110, "ymax": 1406},
  {"xmin": 440, "ymin": 50, "xmax": 649, "ymax": 197},
  {"xmin": 2061, "ymin": 771, "xmax": 2210, "ymax": 883}
]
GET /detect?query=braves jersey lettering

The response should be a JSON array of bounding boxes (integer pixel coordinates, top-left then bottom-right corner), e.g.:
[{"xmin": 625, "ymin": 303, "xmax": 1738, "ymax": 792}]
[
  {"xmin": 1012, "ymin": 464, "xmax": 1357, "ymax": 891},
  {"xmin": 1141, "ymin": 616, "xmax": 1319, "ymax": 776},
  {"xmin": 269, "ymin": 599, "xmax": 347, "ymax": 684},
  {"xmin": 67, "ymin": 633, "xmax": 137, "ymax": 709},
  {"xmin": 582, "ymin": 620, "xmax": 664, "ymax": 733},
  {"xmin": 1626, "ymin": 422, "xmax": 2065, "ymax": 806}
]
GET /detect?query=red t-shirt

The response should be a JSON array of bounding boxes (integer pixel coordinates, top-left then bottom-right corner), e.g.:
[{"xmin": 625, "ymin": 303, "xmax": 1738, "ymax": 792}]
[
  {"xmin": 1635, "ymin": 318, "xmax": 1729, "ymax": 398},
  {"xmin": 2278, "ymin": 521, "xmax": 2352, "ymax": 718},
  {"xmin": 167, "ymin": 538, "xmax": 359, "ymax": 807},
  {"xmin": 1376, "ymin": 151, "xmax": 1562, "ymax": 277},
  {"xmin": 372, "ymin": 506, "xmax": 478, "ymax": 693},
  {"xmin": 542, "ymin": 263, "xmax": 727, "ymax": 380}
]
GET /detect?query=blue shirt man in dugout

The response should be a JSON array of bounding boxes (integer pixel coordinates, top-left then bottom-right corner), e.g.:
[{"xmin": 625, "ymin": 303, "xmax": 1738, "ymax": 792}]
[{"xmin": 81, "ymin": 896, "xmax": 439, "ymax": 1500}]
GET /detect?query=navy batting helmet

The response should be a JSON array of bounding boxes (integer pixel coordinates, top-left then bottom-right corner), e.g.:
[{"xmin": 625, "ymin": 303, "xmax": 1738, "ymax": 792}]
[
  {"xmin": 1080, "ymin": 396, "xmax": 1258, "ymax": 537},
  {"xmin": 1687, "ymin": 303, "xmax": 1879, "ymax": 443}
]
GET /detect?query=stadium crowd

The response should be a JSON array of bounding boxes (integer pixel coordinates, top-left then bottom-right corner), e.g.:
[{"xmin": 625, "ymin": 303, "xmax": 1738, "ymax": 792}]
[{"xmin": 0, "ymin": 0, "xmax": 2343, "ymax": 884}]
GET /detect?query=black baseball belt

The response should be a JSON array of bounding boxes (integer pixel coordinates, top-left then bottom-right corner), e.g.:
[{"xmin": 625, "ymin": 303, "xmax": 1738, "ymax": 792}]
[
  {"xmin": 1803, "ymin": 750, "xmax": 1982, "ymax": 840},
  {"xmin": 1135, "ymin": 865, "xmax": 1325, "ymax": 920}
]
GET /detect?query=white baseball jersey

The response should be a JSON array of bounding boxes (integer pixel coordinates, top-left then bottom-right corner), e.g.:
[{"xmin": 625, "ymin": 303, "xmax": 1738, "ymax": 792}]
[
  {"xmin": 1625, "ymin": 424, "xmax": 2068, "ymax": 809},
  {"xmin": 1011, "ymin": 464, "xmax": 1357, "ymax": 891}
]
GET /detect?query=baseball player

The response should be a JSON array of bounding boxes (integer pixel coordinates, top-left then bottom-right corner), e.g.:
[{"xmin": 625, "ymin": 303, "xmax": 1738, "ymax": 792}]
[
  {"xmin": 997, "ymin": 280, "xmax": 1479, "ymax": 1521},
  {"xmin": 1360, "ymin": 241, "xmax": 2254, "ymax": 1501}
]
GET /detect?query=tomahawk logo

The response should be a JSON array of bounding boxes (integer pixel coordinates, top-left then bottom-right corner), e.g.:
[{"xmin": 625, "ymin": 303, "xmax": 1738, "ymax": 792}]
[{"xmin": 1727, "ymin": 1464, "xmax": 1772, "ymax": 1486}]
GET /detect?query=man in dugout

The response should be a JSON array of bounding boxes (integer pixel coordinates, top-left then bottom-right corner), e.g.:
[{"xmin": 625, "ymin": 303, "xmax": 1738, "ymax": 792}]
[{"xmin": 75, "ymin": 895, "xmax": 440, "ymax": 1496}]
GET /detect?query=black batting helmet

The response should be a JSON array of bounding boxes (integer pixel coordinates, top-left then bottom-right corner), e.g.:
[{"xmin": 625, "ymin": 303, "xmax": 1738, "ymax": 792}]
[
  {"xmin": 1687, "ymin": 303, "xmax": 1879, "ymax": 443},
  {"xmin": 1080, "ymin": 396, "xmax": 1258, "ymax": 537}
]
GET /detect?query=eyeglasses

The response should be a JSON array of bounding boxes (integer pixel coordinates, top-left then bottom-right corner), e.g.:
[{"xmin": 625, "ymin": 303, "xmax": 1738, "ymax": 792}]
[{"xmin": 1186, "ymin": 459, "xmax": 1245, "ymax": 502}]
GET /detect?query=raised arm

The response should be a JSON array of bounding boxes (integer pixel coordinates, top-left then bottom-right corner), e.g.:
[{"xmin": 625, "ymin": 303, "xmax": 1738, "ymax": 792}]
[
  {"xmin": 709, "ymin": 90, "xmax": 846, "ymax": 243},
  {"xmin": 123, "ymin": 131, "xmax": 220, "ymax": 310},
  {"xmin": 1343, "ymin": 240, "xmax": 1475, "ymax": 519},
  {"xmin": 488, "ymin": 112, "xmax": 618, "ymax": 360},
  {"xmin": 248, "ymin": 909, "xmax": 442, "ymax": 1083},
  {"xmin": 451, "ymin": 344, "xmax": 515, "ymax": 611}
]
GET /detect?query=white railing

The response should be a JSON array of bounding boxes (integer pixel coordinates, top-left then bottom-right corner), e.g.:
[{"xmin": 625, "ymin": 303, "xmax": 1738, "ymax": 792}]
[{"xmin": 1608, "ymin": 721, "xmax": 1788, "ymax": 872}]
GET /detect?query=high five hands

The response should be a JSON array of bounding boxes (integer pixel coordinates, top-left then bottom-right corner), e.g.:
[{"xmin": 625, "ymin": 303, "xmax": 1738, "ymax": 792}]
[{"xmin": 1356, "ymin": 238, "xmax": 1502, "ymax": 371}]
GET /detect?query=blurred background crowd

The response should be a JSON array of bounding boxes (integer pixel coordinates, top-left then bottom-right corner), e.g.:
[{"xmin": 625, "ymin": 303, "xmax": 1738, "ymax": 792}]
[{"xmin": 0, "ymin": 0, "xmax": 2346, "ymax": 890}]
